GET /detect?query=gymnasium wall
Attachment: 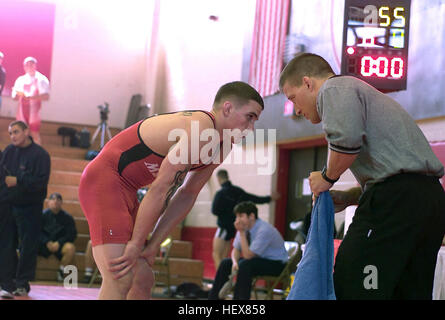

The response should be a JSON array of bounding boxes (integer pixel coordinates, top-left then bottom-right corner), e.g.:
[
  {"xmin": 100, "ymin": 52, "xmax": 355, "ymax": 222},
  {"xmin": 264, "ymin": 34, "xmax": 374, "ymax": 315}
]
[
  {"xmin": 183, "ymin": 143, "xmax": 277, "ymax": 228},
  {"xmin": 145, "ymin": 0, "xmax": 256, "ymax": 115}
]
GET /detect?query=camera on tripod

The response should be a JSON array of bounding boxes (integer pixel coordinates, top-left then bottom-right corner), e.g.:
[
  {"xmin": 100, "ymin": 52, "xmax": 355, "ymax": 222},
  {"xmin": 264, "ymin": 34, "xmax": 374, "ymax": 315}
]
[
  {"xmin": 98, "ymin": 102, "xmax": 109, "ymax": 122},
  {"xmin": 92, "ymin": 102, "xmax": 112, "ymax": 149}
]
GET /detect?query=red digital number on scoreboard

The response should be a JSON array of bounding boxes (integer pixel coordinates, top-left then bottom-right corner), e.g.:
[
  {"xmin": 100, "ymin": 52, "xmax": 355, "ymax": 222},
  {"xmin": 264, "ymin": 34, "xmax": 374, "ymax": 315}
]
[{"xmin": 360, "ymin": 56, "xmax": 404, "ymax": 79}]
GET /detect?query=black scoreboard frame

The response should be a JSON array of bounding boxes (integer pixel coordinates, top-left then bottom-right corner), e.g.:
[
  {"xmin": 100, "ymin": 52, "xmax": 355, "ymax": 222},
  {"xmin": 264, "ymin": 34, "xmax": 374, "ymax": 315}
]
[{"xmin": 340, "ymin": 0, "xmax": 411, "ymax": 93}]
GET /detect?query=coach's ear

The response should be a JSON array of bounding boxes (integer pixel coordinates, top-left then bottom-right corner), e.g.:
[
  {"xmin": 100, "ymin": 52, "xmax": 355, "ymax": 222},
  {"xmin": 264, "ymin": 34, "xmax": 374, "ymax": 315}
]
[{"xmin": 302, "ymin": 76, "xmax": 314, "ymax": 91}]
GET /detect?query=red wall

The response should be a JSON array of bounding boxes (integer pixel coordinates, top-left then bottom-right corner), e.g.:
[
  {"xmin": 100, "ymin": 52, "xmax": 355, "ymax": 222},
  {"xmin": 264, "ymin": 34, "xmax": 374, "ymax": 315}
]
[
  {"xmin": 0, "ymin": 1, "xmax": 55, "ymax": 96},
  {"xmin": 182, "ymin": 227, "xmax": 218, "ymax": 280},
  {"xmin": 431, "ymin": 142, "xmax": 445, "ymax": 190}
]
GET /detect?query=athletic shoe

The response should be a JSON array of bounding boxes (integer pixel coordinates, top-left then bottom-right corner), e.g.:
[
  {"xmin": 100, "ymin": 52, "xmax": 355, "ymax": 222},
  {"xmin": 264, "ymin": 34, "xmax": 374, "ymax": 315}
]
[
  {"xmin": 12, "ymin": 288, "xmax": 28, "ymax": 297},
  {"xmin": 57, "ymin": 269, "xmax": 64, "ymax": 282},
  {"xmin": 218, "ymin": 270, "xmax": 237, "ymax": 299},
  {"xmin": 0, "ymin": 288, "xmax": 14, "ymax": 299}
]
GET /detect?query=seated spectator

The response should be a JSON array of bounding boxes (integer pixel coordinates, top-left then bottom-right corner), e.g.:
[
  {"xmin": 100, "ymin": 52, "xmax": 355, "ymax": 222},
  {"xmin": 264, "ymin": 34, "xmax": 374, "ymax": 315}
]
[
  {"xmin": 38, "ymin": 193, "xmax": 77, "ymax": 281},
  {"xmin": 211, "ymin": 169, "xmax": 279, "ymax": 270},
  {"xmin": 208, "ymin": 201, "xmax": 288, "ymax": 300}
]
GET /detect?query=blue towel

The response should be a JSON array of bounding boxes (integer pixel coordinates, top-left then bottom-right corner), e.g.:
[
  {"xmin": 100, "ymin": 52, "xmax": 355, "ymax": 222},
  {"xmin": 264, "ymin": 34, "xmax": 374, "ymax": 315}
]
[{"xmin": 287, "ymin": 191, "xmax": 336, "ymax": 300}]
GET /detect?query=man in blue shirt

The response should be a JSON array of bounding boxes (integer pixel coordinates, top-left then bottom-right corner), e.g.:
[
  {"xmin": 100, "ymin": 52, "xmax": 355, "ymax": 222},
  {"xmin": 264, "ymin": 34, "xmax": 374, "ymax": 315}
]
[
  {"xmin": 211, "ymin": 169, "xmax": 278, "ymax": 269},
  {"xmin": 209, "ymin": 201, "xmax": 288, "ymax": 300}
]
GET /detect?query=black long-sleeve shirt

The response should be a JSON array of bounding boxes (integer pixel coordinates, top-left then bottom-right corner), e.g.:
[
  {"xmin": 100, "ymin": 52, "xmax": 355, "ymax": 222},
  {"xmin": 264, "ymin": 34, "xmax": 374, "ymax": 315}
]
[
  {"xmin": 40, "ymin": 208, "xmax": 77, "ymax": 248},
  {"xmin": 211, "ymin": 181, "xmax": 271, "ymax": 231},
  {"xmin": 0, "ymin": 141, "xmax": 50, "ymax": 206}
]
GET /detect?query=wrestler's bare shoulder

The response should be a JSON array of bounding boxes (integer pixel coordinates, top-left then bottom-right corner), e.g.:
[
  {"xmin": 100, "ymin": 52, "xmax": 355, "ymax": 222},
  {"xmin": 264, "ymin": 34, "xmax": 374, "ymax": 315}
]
[{"xmin": 138, "ymin": 110, "xmax": 214, "ymax": 156}]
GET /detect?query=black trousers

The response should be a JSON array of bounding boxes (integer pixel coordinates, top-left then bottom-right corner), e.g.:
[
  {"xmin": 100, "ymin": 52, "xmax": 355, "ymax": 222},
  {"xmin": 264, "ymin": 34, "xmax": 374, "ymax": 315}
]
[
  {"xmin": 0, "ymin": 203, "xmax": 17, "ymax": 292},
  {"xmin": 209, "ymin": 257, "xmax": 286, "ymax": 300},
  {"xmin": 334, "ymin": 173, "xmax": 445, "ymax": 299},
  {"xmin": 0, "ymin": 203, "xmax": 43, "ymax": 291}
]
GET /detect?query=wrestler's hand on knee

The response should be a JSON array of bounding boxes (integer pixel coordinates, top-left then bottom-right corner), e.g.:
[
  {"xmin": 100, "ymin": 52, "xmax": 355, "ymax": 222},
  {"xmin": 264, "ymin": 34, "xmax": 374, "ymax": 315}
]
[{"xmin": 108, "ymin": 241, "xmax": 141, "ymax": 279}]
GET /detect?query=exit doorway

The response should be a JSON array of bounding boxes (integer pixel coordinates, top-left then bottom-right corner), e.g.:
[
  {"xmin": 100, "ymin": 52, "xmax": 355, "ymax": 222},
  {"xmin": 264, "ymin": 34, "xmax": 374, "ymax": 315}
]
[{"xmin": 274, "ymin": 137, "xmax": 328, "ymax": 241}]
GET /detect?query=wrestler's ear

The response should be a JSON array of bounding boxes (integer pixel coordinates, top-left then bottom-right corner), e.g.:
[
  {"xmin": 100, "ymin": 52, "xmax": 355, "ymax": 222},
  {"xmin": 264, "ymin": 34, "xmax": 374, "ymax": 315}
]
[{"xmin": 222, "ymin": 101, "xmax": 233, "ymax": 117}]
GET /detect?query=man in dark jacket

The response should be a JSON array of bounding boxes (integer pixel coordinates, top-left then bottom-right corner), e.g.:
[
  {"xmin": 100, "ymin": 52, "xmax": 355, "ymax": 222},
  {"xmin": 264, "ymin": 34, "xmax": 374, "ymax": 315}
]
[
  {"xmin": 0, "ymin": 147, "xmax": 17, "ymax": 299},
  {"xmin": 211, "ymin": 169, "xmax": 279, "ymax": 269},
  {"xmin": 39, "ymin": 192, "xmax": 77, "ymax": 282},
  {"xmin": 0, "ymin": 120, "xmax": 50, "ymax": 297}
]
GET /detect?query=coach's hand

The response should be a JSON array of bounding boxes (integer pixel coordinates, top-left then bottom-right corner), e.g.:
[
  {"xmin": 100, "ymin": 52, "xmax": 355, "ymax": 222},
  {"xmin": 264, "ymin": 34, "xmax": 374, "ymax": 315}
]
[
  {"xmin": 5, "ymin": 176, "xmax": 17, "ymax": 187},
  {"xmin": 309, "ymin": 171, "xmax": 332, "ymax": 196},
  {"xmin": 108, "ymin": 241, "xmax": 141, "ymax": 279}
]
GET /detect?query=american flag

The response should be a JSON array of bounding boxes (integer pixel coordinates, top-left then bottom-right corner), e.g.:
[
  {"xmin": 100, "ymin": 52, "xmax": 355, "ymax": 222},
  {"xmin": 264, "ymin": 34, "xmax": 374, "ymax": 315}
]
[{"xmin": 249, "ymin": 0, "xmax": 290, "ymax": 97}]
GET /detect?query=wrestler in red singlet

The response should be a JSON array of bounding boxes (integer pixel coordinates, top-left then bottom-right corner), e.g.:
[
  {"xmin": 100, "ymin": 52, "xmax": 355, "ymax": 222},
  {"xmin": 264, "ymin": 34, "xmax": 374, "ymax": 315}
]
[{"xmin": 79, "ymin": 110, "xmax": 215, "ymax": 246}]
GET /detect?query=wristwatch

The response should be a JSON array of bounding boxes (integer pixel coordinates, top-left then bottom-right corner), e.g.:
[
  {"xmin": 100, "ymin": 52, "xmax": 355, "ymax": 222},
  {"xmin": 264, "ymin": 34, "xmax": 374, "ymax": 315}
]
[{"xmin": 321, "ymin": 166, "xmax": 339, "ymax": 184}]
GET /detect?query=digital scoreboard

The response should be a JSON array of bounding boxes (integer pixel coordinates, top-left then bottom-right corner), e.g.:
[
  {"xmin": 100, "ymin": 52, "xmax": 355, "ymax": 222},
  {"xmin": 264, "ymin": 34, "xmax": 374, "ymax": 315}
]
[{"xmin": 341, "ymin": 0, "xmax": 411, "ymax": 92}]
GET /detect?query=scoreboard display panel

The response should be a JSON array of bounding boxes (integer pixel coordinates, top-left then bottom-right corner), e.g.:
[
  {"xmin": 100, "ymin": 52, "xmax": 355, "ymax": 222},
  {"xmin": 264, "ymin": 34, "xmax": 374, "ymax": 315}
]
[{"xmin": 341, "ymin": 0, "xmax": 411, "ymax": 92}]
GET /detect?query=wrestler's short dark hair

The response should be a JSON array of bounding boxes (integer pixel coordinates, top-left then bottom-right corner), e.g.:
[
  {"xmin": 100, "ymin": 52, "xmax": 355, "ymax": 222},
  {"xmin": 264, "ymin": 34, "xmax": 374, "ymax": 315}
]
[
  {"xmin": 216, "ymin": 169, "xmax": 229, "ymax": 180},
  {"xmin": 234, "ymin": 201, "xmax": 258, "ymax": 219},
  {"xmin": 279, "ymin": 53, "xmax": 335, "ymax": 89},
  {"xmin": 9, "ymin": 120, "xmax": 28, "ymax": 131},
  {"xmin": 213, "ymin": 81, "xmax": 264, "ymax": 110}
]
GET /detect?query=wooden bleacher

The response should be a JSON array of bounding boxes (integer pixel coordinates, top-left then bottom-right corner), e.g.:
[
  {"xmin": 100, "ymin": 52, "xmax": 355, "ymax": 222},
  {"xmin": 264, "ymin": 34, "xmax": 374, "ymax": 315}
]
[
  {"xmin": 152, "ymin": 226, "xmax": 204, "ymax": 287},
  {"xmin": 0, "ymin": 117, "xmax": 204, "ymax": 286}
]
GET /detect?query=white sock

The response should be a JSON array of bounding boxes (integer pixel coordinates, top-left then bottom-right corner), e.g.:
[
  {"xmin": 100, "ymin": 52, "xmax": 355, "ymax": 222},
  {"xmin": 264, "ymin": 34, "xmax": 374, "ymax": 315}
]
[{"xmin": 85, "ymin": 267, "xmax": 93, "ymax": 276}]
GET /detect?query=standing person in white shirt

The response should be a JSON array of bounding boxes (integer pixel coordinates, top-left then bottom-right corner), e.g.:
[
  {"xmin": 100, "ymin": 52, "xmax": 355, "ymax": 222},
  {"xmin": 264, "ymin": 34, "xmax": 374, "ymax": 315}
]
[
  {"xmin": 12, "ymin": 57, "xmax": 50, "ymax": 145},
  {"xmin": 0, "ymin": 51, "xmax": 6, "ymax": 110}
]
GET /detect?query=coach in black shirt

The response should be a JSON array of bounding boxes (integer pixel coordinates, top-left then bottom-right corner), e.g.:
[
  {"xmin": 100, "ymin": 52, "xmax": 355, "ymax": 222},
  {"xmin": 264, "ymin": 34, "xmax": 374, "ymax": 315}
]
[{"xmin": 0, "ymin": 121, "xmax": 50, "ymax": 297}]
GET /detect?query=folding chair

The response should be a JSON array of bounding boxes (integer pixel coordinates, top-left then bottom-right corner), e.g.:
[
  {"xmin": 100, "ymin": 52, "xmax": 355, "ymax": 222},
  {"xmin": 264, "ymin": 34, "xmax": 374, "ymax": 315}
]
[{"xmin": 251, "ymin": 244, "xmax": 303, "ymax": 300}]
